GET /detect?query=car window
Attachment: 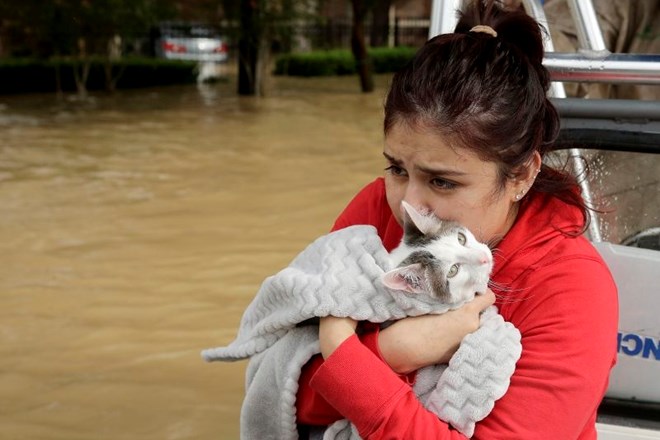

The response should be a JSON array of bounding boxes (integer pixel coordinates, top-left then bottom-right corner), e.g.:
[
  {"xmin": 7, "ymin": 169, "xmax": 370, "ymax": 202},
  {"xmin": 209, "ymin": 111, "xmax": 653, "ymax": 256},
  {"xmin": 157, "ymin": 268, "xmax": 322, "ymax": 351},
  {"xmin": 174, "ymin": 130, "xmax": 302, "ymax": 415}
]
[
  {"xmin": 160, "ymin": 24, "xmax": 220, "ymax": 39},
  {"xmin": 579, "ymin": 150, "xmax": 659, "ymax": 249}
]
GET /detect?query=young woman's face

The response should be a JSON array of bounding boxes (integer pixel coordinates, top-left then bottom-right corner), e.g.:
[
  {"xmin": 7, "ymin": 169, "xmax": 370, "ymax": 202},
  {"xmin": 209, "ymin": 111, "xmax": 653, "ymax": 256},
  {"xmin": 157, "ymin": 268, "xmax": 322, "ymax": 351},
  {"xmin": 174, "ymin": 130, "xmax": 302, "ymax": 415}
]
[{"xmin": 384, "ymin": 121, "xmax": 522, "ymax": 246}]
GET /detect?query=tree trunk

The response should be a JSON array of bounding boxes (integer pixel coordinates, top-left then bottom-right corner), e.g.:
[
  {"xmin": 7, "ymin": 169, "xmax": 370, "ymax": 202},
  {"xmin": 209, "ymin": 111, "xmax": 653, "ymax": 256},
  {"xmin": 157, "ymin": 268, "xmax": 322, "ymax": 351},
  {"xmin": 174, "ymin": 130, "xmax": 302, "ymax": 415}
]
[
  {"xmin": 73, "ymin": 61, "xmax": 90, "ymax": 98},
  {"xmin": 54, "ymin": 54, "xmax": 63, "ymax": 97},
  {"xmin": 350, "ymin": 0, "xmax": 374, "ymax": 93},
  {"xmin": 104, "ymin": 62, "xmax": 127, "ymax": 93},
  {"xmin": 370, "ymin": 0, "xmax": 392, "ymax": 47},
  {"xmin": 238, "ymin": 0, "xmax": 260, "ymax": 95},
  {"xmin": 104, "ymin": 35, "xmax": 125, "ymax": 92},
  {"xmin": 73, "ymin": 37, "xmax": 90, "ymax": 98},
  {"xmin": 256, "ymin": 30, "xmax": 271, "ymax": 96}
]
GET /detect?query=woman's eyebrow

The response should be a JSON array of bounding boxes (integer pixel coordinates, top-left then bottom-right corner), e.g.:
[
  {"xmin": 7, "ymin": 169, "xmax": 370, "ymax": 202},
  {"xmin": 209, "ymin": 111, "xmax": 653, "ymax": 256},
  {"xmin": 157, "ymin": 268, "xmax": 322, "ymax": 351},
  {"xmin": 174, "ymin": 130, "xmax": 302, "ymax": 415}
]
[
  {"xmin": 383, "ymin": 152, "xmax": 403, "ymax": 165},
  {"xmin": 416, "ymin": 164, "xmax": 467, "ymax": 177},
  {"xmin": 383, "ymin": 152, "xmax": 467, "ymax": 177}
]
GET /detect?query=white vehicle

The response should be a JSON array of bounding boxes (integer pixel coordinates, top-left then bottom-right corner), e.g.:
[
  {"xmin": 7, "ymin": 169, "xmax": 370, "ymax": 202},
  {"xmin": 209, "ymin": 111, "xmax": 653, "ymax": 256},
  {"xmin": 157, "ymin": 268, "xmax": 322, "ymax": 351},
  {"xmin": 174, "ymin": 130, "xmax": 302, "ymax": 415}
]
[
  {"xmin": 428, "ymin": 0, "xmax": 660, "ymax": 437},
  {"xmin": 153, "ymin": 21, "xmax": 229, "ymax": 63}
]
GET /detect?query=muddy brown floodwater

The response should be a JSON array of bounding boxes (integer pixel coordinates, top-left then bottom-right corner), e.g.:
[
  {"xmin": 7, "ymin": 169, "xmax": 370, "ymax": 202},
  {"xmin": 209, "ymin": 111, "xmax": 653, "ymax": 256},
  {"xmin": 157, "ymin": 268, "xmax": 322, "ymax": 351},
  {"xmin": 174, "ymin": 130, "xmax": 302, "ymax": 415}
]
[{"xmin": 0, "ymin": 74, "xmax": 392, "ymax": 439}]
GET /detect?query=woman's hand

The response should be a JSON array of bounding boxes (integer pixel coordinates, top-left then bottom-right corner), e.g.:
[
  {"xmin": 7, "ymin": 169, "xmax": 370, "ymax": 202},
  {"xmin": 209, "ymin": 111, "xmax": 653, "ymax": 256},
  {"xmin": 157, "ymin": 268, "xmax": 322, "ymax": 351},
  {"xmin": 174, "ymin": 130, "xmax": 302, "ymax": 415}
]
[
  {"xmin": 378, "ymin": 289, "xmax": 496, "ymax": 374},
  {"xmin": 319, "ymin": 316, "xmax": 358, "ymax": 359}
]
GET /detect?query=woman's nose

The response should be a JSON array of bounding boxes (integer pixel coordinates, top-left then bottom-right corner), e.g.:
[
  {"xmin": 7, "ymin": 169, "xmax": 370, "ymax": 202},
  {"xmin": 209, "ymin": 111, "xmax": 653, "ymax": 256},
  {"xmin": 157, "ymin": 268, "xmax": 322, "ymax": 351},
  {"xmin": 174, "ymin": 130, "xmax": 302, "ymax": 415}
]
[{"xmin": 402, "ymin": 183, "xmax": 431, "ymax": 215}]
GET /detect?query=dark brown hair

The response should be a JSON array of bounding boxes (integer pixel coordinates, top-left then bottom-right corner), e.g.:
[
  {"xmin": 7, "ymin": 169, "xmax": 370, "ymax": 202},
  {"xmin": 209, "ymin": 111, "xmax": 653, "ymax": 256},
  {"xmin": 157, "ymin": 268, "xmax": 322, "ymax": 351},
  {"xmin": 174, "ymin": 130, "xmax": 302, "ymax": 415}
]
[{"xmin": 384, "ymin": 0, "xmax": 589, "ymax": 227}]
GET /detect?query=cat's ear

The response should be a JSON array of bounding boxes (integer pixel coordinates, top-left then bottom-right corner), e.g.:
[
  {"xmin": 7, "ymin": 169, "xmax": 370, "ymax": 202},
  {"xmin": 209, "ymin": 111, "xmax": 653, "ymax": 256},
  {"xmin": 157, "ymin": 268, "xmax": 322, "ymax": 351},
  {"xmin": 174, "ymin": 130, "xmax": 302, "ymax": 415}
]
[
  {"xmin": 401, "ymin": 201, "xmax": 442, "ymax": 235},
  {"xmin": 382, "ymin": 263, "xmax": 427, "ymax": 294}
]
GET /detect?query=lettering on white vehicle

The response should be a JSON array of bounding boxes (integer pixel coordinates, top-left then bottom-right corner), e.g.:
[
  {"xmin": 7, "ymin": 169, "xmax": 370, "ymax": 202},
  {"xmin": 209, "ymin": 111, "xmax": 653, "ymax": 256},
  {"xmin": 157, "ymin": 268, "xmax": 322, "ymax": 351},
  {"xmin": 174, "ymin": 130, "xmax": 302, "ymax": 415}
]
[{"xmin": 617, "ymin": 332, "xmax": 660, "ymax": 361}]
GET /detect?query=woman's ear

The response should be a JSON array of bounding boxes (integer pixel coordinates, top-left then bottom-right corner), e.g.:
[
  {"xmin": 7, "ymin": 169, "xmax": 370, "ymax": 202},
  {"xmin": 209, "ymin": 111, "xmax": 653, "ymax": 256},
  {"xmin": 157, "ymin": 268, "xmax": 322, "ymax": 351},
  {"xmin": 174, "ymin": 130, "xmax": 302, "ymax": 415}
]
[{"xmin": 510, "ymin": 151, "xmax": 542, "ymax": 202}]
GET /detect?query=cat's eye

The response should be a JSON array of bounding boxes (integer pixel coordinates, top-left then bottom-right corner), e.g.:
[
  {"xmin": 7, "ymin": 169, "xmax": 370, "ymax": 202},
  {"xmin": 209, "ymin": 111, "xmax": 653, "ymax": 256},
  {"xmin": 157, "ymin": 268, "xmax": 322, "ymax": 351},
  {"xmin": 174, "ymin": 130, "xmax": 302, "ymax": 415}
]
[
  {"xmin": 447, "ymin": 264, "xmax": 460, "ymax": 278},
  {"xmin": 457, "ymin": 232, "xmax": 466, "ymax": 245}
]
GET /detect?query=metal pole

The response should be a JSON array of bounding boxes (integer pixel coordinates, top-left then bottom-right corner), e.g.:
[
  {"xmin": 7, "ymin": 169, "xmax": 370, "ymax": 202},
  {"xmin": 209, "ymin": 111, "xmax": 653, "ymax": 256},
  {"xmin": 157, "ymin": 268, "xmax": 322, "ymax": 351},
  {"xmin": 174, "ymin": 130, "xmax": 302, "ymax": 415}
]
[
  {"xmin": 566, "ymin": 0, "xmax": 608, "ymax": 52},
  {"xmin": 428, "ymin": 0, "xmax": 462, "ymax": 38}
]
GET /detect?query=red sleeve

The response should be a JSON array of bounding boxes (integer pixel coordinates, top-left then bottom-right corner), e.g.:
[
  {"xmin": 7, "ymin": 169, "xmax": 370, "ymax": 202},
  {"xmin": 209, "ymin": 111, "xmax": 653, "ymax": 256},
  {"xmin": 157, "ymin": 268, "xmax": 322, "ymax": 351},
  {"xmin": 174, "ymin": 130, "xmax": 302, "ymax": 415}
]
[
  {"xmin": 310, "ymin": 335, "xmax": 466, "ymax": 439},
  {"xmin": 296, "ymin": 324, "xmax": 416, "ymax": 426},
  {"xmin": 308, "ymin": 256, "xmax": 618, "ymax": 439},
  {"xmin": 296, "ymin": 353, "xmax": 340, "ymax": 425}
]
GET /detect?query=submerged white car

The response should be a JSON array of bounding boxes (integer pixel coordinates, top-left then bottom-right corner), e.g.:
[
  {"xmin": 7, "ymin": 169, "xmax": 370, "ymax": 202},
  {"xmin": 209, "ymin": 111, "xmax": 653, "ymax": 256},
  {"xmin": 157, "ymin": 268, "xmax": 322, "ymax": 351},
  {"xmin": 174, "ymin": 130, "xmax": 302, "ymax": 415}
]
[{"xmin": 153, "ymin": 21, "xmax": 228, "ymax": 63}]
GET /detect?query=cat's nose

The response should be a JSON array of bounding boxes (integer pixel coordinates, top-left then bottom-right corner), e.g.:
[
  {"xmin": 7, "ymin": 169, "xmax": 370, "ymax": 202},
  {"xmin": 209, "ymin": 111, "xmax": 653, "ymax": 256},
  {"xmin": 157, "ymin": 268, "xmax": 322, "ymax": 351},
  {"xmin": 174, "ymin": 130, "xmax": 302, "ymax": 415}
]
[{"xmin": 479, "ymin": 253, "xmax": 491, "ymax": 265}]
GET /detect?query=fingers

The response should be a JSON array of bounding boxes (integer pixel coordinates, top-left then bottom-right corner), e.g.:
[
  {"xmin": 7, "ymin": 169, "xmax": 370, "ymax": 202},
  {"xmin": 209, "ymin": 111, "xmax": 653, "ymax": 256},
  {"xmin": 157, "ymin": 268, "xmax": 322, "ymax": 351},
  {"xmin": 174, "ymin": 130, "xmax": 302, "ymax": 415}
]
[{"xmin": 466, "ymin": 288, "xmax": 496, "ymax": 313}]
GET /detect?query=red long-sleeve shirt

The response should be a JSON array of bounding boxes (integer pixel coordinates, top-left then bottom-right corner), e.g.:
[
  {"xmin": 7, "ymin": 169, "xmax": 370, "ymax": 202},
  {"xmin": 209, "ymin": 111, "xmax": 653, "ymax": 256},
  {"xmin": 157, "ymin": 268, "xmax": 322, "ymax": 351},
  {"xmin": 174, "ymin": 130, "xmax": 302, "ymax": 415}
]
[{"xmin": 296, "ymin": 178, "xmax": 618, "ymax": 439}]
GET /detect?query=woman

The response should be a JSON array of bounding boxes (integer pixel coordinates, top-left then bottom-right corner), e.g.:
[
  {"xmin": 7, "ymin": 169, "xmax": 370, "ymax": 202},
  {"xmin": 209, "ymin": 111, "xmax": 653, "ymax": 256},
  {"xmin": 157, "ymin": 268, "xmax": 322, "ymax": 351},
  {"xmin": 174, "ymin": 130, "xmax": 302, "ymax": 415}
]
[{"xmin": 295, "ymin": 1, "xmax": 618, "ymax": 438}]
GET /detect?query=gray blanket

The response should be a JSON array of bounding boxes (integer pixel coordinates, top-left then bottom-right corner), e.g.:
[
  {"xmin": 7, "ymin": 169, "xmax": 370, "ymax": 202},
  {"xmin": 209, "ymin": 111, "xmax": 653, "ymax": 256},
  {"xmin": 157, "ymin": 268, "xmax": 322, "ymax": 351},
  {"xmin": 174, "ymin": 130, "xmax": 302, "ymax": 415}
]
[{"xmin": 202, "ymin": 225, "xmax": 522, "ymax": 439}]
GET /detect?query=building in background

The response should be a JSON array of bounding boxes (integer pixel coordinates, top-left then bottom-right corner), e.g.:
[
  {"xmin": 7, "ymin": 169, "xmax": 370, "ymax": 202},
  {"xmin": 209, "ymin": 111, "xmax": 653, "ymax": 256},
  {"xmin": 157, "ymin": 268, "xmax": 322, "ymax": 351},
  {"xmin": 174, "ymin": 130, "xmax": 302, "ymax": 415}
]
[{"xmin": 316, "ymin": 0, "xmax": 432, "ymax": 49}]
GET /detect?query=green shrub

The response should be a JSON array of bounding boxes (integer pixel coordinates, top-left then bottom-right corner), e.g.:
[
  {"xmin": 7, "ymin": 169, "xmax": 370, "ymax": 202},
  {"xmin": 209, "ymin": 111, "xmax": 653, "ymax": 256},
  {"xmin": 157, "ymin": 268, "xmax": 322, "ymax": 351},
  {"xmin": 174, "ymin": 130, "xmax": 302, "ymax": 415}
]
[
  {"xmin": 0, "ymin": 57, "xmax": 197, "ymax": 95},
  {"xmin": 274, "ymin": 49, "xmax": 355, "ymax": 77},
  {"xmin": 369, "ymin": 46, "xmax": 417, "ymax": 73},
  {"xmin": 274, "ymin": 46, "xmax": 417, "ymax": 77}
]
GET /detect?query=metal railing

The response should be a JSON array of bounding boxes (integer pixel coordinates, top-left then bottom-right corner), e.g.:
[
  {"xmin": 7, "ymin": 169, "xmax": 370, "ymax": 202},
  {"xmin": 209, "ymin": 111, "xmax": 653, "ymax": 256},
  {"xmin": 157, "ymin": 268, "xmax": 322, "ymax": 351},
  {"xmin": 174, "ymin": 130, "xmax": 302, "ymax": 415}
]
[
  {"xmin": 428, "ymin": 0, "xmax": 660, "ymax": 86},
  {"xmin": 544, "ymin": 53, "xmax": 660, "ymax": 85}
]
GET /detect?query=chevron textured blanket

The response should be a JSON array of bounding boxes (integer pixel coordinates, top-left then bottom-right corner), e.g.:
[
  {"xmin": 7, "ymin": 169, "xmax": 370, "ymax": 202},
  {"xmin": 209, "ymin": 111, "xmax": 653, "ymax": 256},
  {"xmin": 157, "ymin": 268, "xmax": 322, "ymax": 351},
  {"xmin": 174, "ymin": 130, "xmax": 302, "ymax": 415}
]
[{"xmin": 202, "ymin": 225, "xmax": 522, "ymax": 439}]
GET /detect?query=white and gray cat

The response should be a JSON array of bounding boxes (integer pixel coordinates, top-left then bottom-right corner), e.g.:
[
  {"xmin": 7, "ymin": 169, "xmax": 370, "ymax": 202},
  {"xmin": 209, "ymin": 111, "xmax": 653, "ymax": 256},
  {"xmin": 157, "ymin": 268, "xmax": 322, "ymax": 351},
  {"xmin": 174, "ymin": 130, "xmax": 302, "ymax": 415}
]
[{"xmin": 382, "ymin": 201, "xmax": 493, "ymax": 307}]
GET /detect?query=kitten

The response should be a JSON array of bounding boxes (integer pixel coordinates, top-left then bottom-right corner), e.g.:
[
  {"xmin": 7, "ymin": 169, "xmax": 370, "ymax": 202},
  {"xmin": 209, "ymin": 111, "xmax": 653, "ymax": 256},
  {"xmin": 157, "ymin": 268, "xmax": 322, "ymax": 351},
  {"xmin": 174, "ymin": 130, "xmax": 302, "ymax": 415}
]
[{"xmin": 382, "ymin": 201, "xmax": 493, "ymax": 307}]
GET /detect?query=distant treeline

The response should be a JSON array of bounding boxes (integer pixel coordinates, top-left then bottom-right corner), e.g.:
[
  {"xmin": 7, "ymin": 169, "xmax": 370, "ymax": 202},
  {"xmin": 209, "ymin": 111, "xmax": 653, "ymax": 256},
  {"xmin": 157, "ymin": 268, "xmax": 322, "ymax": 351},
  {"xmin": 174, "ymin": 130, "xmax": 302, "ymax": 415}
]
[
  {"xmin": 0, "ymin": 47, "xmax": 418, "ymax": 95},
  {"xmin": 0, "ymin": 57, "xmax": 197, "ymax": 95}
]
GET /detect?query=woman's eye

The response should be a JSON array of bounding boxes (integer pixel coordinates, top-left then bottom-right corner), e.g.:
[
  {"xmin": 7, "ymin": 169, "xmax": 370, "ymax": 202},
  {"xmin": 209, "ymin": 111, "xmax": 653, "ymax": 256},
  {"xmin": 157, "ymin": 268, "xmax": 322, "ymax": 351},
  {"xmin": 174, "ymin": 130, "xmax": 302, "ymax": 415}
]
[
  {"xmin": 457, "ymin": 232, "xmax": 466, "ymax": 245},
  {"xmin": 384, "ymin": 165, "xmax": 407, "ymax": 177},
  {"xmin": 430, "ymin": 178, "xmax": 457, "ymax": 190},
  {"xmin": 447, "ymin": 264, "xmax": 460, "ymax": 278}
]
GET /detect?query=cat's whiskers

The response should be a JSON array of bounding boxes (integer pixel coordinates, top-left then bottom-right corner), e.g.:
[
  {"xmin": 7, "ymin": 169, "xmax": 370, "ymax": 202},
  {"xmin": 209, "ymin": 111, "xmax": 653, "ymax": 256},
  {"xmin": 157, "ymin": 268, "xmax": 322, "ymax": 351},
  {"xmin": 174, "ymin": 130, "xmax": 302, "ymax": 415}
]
[
  {"xmin": 489, "ymin": 248, "xmax": 504, "ymax": 258},
  {"xmin": 485, "ymin": 234, "xmax": 505, "ymax": 250},
  {"xmin": 487, "ymin": 280, "xmax": 534, "ymax": 303},
  {"xmin": 487, "ymin": 280, "xmax": 531, "ymax": 294}
]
